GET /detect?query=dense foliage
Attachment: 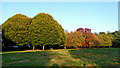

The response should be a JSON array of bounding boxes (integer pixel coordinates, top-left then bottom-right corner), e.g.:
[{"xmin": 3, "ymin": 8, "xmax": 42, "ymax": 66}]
[
  {"xmin": 97, "ymin": 34, "xmax": 112, "ymax": 47},
  {"xmin": 1, "ymin": 13, "xmax": 119, "ymax": 51},
  {"xmin": 2, "ymin": 13, "xmax": 65, "ymax": 50},
  {"xmin": 107, "ymin": 31, "xmax": 120, "ymax": 47},
  {"xmin": 66, "ymin": 28, "xmax": 116, "ymax": 49},
  {"xmin": 85, "ymin": 33, "xmax": 101, "ymax": 47},
  {"xmin": 29, "ymin": 13, "xmax": 65, "ymax": 50},
  {"xmin": 66, "ymin": 31, "xmax": 85, "ymax": 48},
  {"xmin": 2, "ymin": 14, "xmax": 31, "ymax": 46}
]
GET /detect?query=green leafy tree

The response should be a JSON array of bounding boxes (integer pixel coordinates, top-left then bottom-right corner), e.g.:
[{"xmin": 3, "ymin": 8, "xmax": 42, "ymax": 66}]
[
  {"xmin": 108, "ymin": 31, "xmax": 120, "ymax": 47},
  {"xmin": 2, "ymin": 14, "xmax": 31, "ymax": 46},
  {"xmin": 29, "ymin": 13, "xmax": 66, "ymax": 50},
  {"xmin": 99, "ymin": 32, "xmax": 106, "ymax": 34},
  {"xmin": 97, "ymin": 34, "xmax": 112, "ymax": 47}
]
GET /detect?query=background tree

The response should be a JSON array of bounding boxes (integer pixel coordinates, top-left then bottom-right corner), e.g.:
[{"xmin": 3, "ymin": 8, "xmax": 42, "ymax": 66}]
[
  {"xmin": 99, "ymin": 32, "xmax": 106, "ymax": 34},
  {"xmin": 108, "ymin": 31, "xmax": 120, "ymax": 47},
  {"xmin": 29, "ymin": 13, "xmax": 66, "ymax": 50},
  {"xmin": 85, "ymin": 33, "xmax": 101, "ymax": 48},
  {"xmin": 72, "ymin": 31, "xmax": 85, "ymax": 48},
  {"xmin": 76, "ymin": 28, "xmax": 101, "ymax": 48},
  {"xmin": 76, "ymin": 28, "xmax": 86, "ymax": 48},
  {"xmin": 64, "ymin": 29, "xmax": 69, "ymax": 49},
  {"xmin": 97, "ymin": 34, "xmax": 112, "ymax": 47},
  {"xmin": 66, "ymin": 31, "xmax": 85, "ymax": 49},
  {"xmin": 94, "ymin": 32, "xmax": 98, "ymax": 35},
  {"xmin": 2, "ymin": 14, "xmax": 31, "ymax": 47},
  {"xmin": 66, "ymin": 32, "xmax": 74, "ymax": 48}
]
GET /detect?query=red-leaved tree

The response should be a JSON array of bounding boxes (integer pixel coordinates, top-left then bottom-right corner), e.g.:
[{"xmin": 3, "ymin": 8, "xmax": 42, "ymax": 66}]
[{"xmin": 76, "ymin": 28, "xmax": 100, "ymax": 48}]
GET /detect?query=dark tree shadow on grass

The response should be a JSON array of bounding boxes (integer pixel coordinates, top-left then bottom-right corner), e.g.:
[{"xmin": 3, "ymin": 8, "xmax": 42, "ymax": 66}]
[
  {"xmin": 2, "ymin": 51, "xmax": 52, "ymax": 67},
  {"xmin": 50, "ymin": 63, "xmax": 59, "ymax": 68}
]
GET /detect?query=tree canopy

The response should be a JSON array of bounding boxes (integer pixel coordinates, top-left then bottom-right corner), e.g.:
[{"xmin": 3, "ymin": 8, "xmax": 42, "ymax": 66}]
[
  {"xmin": 2, "ymin": 13, "xmax": 119, "ymax": 51},
  {"xmin": 97, "ymin": 34, "xmax": 112, "ymax": 47},
  {"xmin": 29, "ymin": 13, "xmax": 66, "ymax": 50},
  {"xmin": 2, "ymin": 14, "xmax": 31, "ymax": 46},
  {"xmin": 2, "ymin": 13, "xmax": 66, "ymax": 50},
  {"xmin": 107, "ymin": 31, "xmax": 120, "ymax": 47},
  {"xmin": 66, "ymin": 31, "xmax": 85, "ymax": 48}
]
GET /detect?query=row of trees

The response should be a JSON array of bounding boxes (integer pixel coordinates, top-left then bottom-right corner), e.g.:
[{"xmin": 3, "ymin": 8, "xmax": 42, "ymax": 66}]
[
  {"xmin": 65, "ymin": 28, "xmax": 120, "ymax": 48},
  {"xmin": 107, "ymin": 31, "xmax": 120, "ymax": 47},
  {"xmin": 1, "ymin": 13, "xmax": 120, "ymax": 51},
  {"xmin": 2, "ymin": 13, "xmax": 65, "ymax": 50}
]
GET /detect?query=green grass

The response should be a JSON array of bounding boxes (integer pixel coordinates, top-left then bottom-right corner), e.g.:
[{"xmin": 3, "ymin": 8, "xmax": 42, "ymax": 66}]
[{"xmin": 2, "ymin": 48, "xmax": 120, "ymax": 67}]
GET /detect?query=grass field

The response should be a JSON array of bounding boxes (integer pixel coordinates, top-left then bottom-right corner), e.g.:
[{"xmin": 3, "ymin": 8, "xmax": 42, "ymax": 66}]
[{"xmin": 2, "ymin": 48, "xmax": 120, "ymax": 67}]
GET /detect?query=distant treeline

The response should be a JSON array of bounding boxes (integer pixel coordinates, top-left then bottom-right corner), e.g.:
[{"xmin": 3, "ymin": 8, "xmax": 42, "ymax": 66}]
[
  {"xmin": 1, "ymin": 13, "xmax": 120, "ymax": 51},
  {"xmin": 65, "ymin": 28, "xmax": 120, "ymax": 49}
]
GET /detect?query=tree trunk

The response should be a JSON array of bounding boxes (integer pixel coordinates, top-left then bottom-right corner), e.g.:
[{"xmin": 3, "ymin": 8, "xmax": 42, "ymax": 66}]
[
  {"xmin": 89, "ymin": 45, "xmax": 91, "ymax": 48},
  {"xmin": 64, "ymin": 45, "xmax": 66, "ymax": 49},
  {"xmin": 33, "ymin": 46, "xmax": 35, "ymax": 50},
  {"xmin": 43, "ymin": 45, "xmax": 44, "ymax": 50}
]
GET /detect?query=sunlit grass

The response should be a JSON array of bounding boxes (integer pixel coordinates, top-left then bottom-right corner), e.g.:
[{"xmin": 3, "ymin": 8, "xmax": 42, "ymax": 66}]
[
  {"xmin": 1, "ymin": 48, "xmax": 82, "ymax": 54},
  {"xmin": 2, "ymin": 48, "xmax": 119, "ymax": 66}
]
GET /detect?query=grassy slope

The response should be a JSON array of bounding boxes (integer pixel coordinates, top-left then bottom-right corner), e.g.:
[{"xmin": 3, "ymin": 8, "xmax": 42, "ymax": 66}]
[{"xmin": 2, "ymin": 48, "xmax": 120, "ymax": 66}]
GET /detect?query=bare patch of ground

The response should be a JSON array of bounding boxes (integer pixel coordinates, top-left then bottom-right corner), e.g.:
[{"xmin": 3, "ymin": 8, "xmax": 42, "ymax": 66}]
[
  {"xmin": 18, "ymin": 59, "xmax": 29, "ymax": 63},
  {"xmin": 7, "ymin": 59, "xmax": 30, "ymax": 65},
  {"xmin": 11, "ymin": 57, "xmax": 18, "ymax": 59}
]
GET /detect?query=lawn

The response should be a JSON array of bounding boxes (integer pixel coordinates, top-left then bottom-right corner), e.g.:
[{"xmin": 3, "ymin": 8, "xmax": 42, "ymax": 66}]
[{"xmin": 2, "ymin": 48, "xmax": 120, "ymax": 67}]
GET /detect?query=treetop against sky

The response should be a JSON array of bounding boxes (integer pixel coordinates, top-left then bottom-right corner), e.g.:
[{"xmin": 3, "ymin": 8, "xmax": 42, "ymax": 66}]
[{"xmin": 1, "ymin": 2, "xmax": 118, "ymax": 33}]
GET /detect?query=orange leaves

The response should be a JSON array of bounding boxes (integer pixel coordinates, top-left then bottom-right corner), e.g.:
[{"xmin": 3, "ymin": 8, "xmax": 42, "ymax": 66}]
[
  {"xmin": 67, "ymin": 28, "xmax": 101, "ymax": 48},
  {"xmin": 83, "ymin": 43, "xmax": 88, "ymax": 47},
  {"xmin": 66, "ymin": 30, "xmax": 85, "ymax": 48}
]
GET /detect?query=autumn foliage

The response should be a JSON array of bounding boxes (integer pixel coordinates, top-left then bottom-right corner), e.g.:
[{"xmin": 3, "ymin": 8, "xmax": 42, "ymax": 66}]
[
  {"xmin": 66, "ymin": 31, "xmax": 85, "ymax": 48},
  {"xmin": 66, "ymin": 28, "xmax": 103, "ymax": 48},
  {"xmin": 1, "ymin": 13, "xmax": 118, "ymax": 51}
]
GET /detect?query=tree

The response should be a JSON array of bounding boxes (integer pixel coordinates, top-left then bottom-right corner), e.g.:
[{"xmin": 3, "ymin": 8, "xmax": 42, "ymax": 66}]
[
  {"xmin": 2, "ymin": 14, "xmax": 31, "ymax": 47},
  {"xmin": 64, "ymin": 29, "xmax": 69, "ymax": 49},
  {"xmin": 94, "ymin": 32, "xmax": 98, "ymax": 35},
  {"xmin": 72, "ymin": 31, "xmax": 85, "ymax": 48},
  {"xmin": 29, "ymin": 13, "xmax": 66, "ymax": 50},
  {"xmin": 76, "ymin": 28, "xmax": 101, "ymax": 48},
  {"xmin": 2, "ymin": 13, "xmax": 66, "ymax": 50},
  {"xmin": 108, "ymin": 31, "xmax": 120, "ymax": 47},
  {"xmin": 85, "ymin": 33, "xmax": 101, "ymax": 48},
  {"xmin": 99, "ymin": 32, "xmax": 106, "ymax": 34},
  {"xmin": 66, "ymin": 32, "xmax": 74, "ymax": 47},
  {"xmin": 97, "ymin": 34, "xmax": 112, "ymax": 47},
  {"xmin": 66, "ymin": 30, "xmax": 85, "ymax": 48}
]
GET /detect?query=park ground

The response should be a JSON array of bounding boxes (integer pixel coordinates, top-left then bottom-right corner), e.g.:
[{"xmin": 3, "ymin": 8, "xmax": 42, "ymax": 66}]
[{"xmin": 1, "ymin": 48, "xmax": 120, "ymax": 67}]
